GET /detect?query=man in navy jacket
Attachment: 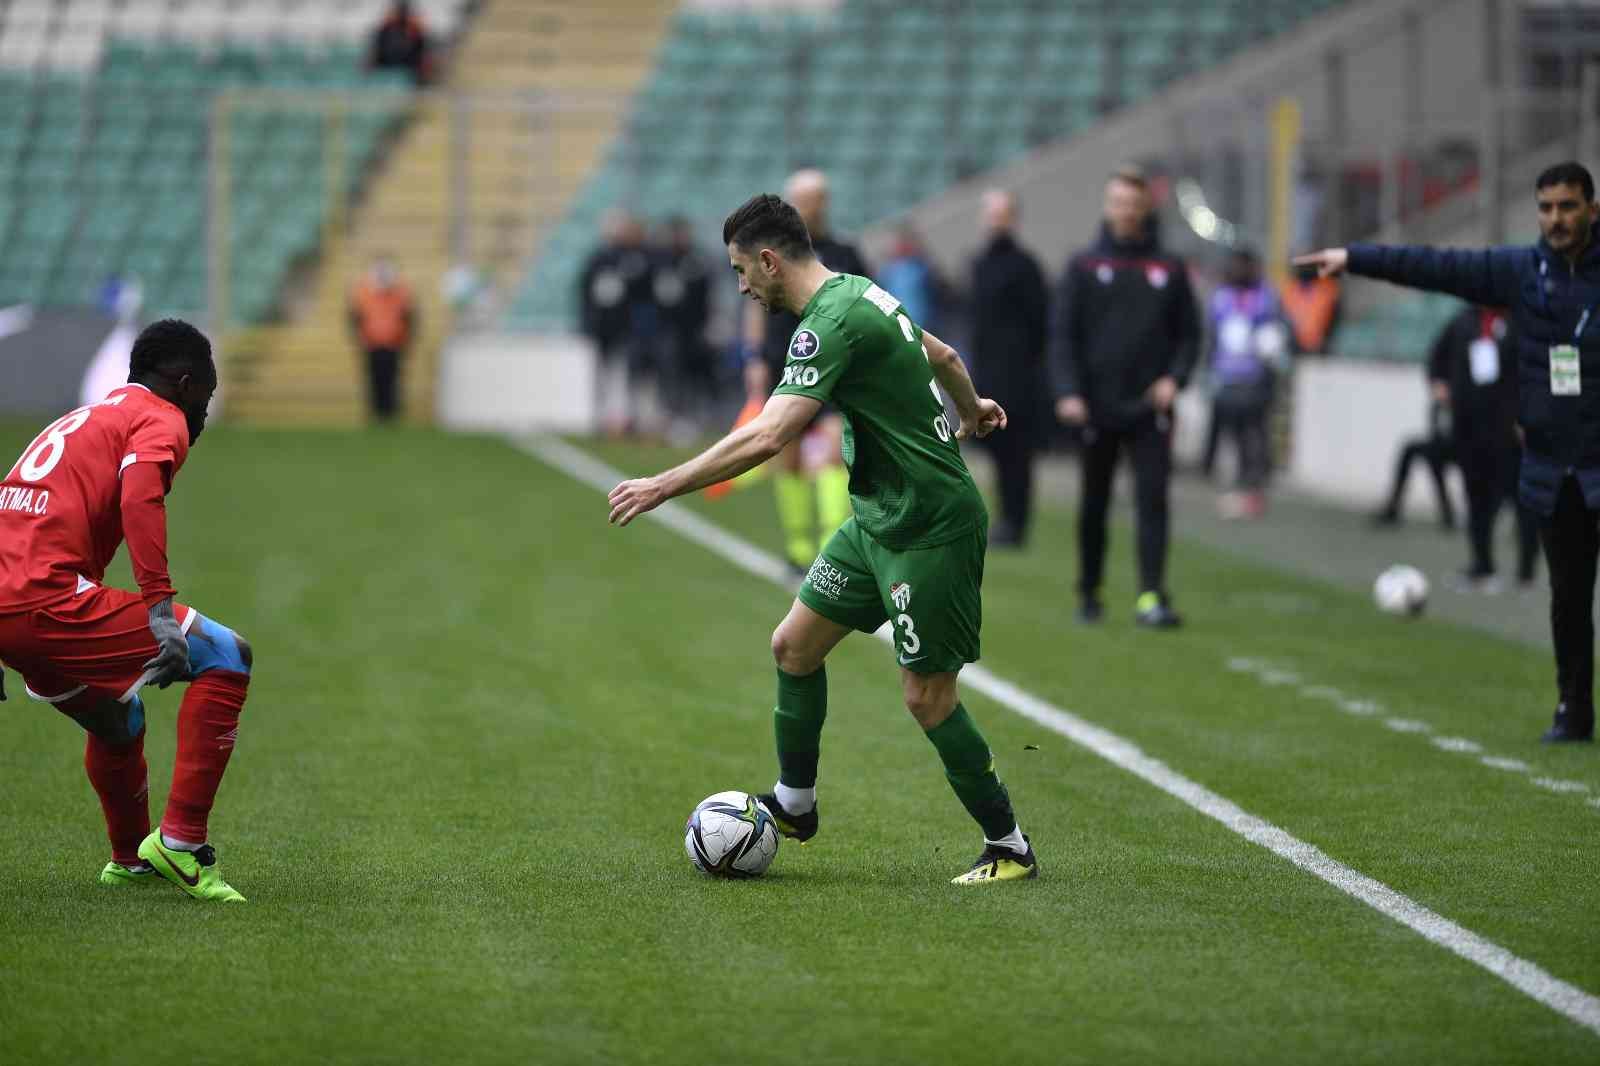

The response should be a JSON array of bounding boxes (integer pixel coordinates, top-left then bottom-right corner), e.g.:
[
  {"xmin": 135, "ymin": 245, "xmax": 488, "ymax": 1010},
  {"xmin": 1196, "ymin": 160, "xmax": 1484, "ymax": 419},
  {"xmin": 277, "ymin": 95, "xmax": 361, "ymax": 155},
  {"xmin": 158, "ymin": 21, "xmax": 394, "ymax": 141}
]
[{"xmin": 1297, "ymin": 161, "xmax": 1600, "ymax": 743}]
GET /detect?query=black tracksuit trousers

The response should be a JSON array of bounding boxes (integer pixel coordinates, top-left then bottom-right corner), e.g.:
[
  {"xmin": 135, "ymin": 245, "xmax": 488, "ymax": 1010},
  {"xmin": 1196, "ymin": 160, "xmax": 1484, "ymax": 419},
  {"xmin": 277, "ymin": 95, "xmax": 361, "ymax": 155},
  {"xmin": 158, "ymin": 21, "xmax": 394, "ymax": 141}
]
[
  {"xmin": 1078, "ymin": 415, "xmax": 1171, "ymax": 599},
  {"xmin": 1541, "ymin": 477, "xmax": 1599, "ymax": 731}
]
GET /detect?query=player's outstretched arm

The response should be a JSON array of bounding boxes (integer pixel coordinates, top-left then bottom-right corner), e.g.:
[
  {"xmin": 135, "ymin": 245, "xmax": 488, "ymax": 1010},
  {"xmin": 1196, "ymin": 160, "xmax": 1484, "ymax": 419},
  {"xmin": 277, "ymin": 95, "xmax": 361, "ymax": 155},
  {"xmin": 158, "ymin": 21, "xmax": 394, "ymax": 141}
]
[
  {"xmin": 608, "ymin": 393, "xmax": 820, "ymax": 526},
  {"xmin": 1293, "ymin": 248, "xmax": 1348, "ymax": 277},
  {"xmin": 922, "ymin": 330, "xmax": 1006, "ymax": 441}
]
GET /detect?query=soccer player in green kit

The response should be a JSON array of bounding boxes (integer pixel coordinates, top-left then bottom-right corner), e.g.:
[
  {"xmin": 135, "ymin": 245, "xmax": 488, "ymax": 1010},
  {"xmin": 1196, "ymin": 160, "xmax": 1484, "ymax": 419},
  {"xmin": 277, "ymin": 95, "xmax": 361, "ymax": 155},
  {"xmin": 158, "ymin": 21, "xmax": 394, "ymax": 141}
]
[{"xmin": 609, "ymin": 193, "xmax": 1038, "ymax": 884}]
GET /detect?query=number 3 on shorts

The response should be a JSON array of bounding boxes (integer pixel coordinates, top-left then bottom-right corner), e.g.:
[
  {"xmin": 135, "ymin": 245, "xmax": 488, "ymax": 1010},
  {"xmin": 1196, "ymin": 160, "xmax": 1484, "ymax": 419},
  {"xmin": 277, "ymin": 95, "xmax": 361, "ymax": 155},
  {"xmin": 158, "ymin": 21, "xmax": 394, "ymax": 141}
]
[{"xmin": 895, "ymin": 613, "xmax": 921, "ymax": 656}]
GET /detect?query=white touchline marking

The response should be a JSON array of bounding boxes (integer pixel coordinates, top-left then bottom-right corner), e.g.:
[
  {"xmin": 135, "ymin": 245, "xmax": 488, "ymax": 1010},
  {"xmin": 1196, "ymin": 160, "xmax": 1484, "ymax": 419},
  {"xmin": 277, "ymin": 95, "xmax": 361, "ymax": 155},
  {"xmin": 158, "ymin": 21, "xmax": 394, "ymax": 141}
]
[
  {"xmin": 1384, "ymin": 718, "xmax": 1433, "ymax": 734},
  {"xmin": 1482, "ymin": 756, "xmax": 1532, "ymax": 773},
  {"xmin": 1300, "ymin": 685, "xmax": 1345, "ymax": 702},
  {"xmin": 1432, "ymin": 737, "xmax": 1484, "ymax": 755},
  {"xmin": 1532, "ymin": 778, "xmax": 1591, "ymax": 795},
  {"xmin": 519, "ymin": 435, "xmax": 1600, "ymax": 1039},
  {"xmin": 1340, "ymin": 698, "xmax": 1383, "ymax": 716}
]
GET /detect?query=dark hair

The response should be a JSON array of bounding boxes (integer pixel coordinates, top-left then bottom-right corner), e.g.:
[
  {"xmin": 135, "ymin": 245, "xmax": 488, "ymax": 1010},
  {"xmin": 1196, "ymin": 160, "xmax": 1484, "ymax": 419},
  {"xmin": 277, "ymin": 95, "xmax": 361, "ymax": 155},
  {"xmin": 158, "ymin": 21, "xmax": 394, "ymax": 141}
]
[
  {"xmin": 1536, "ymin": 161, "xmax": 1595, "ymax": 202},
  {"xmin": 129, "ymin": 318, "xmax": 214, "ymax": 385},
  {"xmin": 722, "ymin": 194, "xmax": 814, "ymax": 260},
  {"xmin": 1108, "ymin": 165, "xmax": 1148, "ymax": 191}
]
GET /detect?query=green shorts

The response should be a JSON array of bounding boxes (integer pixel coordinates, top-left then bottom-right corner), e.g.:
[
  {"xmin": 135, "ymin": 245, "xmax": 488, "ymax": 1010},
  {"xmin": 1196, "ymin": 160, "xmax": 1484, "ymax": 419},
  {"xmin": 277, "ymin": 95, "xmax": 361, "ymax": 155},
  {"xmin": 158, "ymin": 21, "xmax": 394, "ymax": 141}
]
[{"xmin": 798, "ymin": 517, "xmax": 986, "ymax": 675}]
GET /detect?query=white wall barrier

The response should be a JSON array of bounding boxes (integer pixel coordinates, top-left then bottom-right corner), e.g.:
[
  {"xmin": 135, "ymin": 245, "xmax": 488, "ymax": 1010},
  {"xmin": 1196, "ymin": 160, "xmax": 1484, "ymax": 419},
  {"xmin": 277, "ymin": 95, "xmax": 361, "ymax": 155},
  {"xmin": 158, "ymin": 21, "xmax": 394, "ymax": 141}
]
[
  {"xmin": 1288, "ymin": 359, "xmax": 1449, "ymax": 514},
  {"xmin": 438, "ymin": 332, "xmax": 596, "ymax": 434}
]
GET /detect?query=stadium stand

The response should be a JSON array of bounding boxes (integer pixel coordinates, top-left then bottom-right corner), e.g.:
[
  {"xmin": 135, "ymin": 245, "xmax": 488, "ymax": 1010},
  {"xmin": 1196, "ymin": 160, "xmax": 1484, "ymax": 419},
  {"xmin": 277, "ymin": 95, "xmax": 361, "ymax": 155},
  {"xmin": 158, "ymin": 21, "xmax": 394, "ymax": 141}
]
[
  {"xmin": 504, "ymin": 0, "xmax": 1352, "ymax": 331},
  {"xmin": 0, "ymin": 0, "xmax": 471, "ymax": 322}
]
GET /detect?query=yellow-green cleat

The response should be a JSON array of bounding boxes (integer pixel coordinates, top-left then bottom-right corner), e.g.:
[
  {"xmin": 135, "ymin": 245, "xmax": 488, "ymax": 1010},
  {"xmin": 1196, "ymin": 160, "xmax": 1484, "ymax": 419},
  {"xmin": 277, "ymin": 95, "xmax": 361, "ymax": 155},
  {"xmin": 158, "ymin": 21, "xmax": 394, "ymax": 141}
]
[
  {"xmin": 951, "ymin": 835, "xmax": 1039, "ymax": 885},
  {"xmin": 99, "ymin": 860, "xmax": 159, "ymax": 886},
  {"xmin": 137, "ymin": 832, "xmax": 246, "ymax": 902}
]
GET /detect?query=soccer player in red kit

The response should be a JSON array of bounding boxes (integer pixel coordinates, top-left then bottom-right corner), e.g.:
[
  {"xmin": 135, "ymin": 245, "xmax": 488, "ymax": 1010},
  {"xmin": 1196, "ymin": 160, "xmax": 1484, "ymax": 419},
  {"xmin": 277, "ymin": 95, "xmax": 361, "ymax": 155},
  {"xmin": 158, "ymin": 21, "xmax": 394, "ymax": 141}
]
[{"xmin": 0, "ymin": 320, "xmax": 252, "ymax": 902}]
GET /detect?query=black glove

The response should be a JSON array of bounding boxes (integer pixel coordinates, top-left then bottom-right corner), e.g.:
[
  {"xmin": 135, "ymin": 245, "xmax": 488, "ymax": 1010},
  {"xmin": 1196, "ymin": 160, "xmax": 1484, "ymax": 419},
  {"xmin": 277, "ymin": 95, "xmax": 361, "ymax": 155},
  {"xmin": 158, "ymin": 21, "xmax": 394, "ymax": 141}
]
[{"xmin": 143, "ymin": 599, "xmax": 190, "ymax": 689}]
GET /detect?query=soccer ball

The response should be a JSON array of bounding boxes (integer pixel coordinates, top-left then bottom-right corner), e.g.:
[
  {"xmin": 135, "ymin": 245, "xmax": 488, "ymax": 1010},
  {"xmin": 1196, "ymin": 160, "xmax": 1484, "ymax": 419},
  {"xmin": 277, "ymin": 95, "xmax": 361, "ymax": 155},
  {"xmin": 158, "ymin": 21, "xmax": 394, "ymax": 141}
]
[
  {"xmin": 684, "ymin": 790, "xmax": 779, "ymax": 878},
  {"xmin": 1374, "ymin": 564, "xmax": 1429, "ymax": 616}
]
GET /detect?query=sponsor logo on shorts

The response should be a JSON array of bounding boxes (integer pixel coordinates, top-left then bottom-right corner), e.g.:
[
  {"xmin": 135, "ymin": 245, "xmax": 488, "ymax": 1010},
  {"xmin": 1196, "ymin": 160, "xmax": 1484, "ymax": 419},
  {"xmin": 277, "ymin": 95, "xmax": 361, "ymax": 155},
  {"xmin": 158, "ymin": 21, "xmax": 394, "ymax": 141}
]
[
  {"xmin": 805, "ymin": 558, "xmax": 849, "ymax": 601},
  {"xmin": 890, "ymin": 582, "xmax": 912, "ymax": 611},
  {"xmin": 789, "ymin": 329, "xmax": 820, "ymax": 361}
]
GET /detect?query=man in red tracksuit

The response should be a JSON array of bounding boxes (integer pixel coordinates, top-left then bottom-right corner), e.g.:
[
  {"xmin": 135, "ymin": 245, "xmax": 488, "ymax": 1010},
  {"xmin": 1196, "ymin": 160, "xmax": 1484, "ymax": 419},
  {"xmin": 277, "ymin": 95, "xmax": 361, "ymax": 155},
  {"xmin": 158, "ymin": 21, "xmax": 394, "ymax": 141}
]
[{"xmin": 0, "ymin": 319, "xmax": 253, "ymax": 901}]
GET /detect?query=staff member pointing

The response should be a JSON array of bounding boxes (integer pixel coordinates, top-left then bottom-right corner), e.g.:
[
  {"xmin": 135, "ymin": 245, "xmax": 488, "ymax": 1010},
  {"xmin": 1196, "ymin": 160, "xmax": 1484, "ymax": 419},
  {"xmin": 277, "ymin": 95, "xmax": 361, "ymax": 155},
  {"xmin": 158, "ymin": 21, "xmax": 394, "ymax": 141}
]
[{"xmin": 1297, "ymin": 160, "xmax": 1600, "ymax": 744}]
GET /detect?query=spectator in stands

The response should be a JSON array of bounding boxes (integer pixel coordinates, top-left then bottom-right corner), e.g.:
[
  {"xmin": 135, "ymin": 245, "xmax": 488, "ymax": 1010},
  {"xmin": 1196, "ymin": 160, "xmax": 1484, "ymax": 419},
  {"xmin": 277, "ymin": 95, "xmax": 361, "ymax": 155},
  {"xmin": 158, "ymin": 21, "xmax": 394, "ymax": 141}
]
[
  {"xmin": 1205, "ymin": 248, "xmax": 1288, "ymax": 520},
  {"xmin": 370, "ymin": 1, "xmax": 430, "ymax": 85},
  {"xmin": 348, "ymin": 253, "xmax": 416, "ymax": 424},
  {"xmin": 1052, "ymin": 167, "xmax": 1199, "ymax": 628},
  {"xmin": 970, "ymin": 189, "xmax": 1048, "ymax": 547},
  {"xmin": 879, "ymin": 223, "xmax": 942, "ymax": 335},
  {"xmin": 1298, "ymin": 160, "xmax": 1600, "ymax": 744},
  {"xmin": 578, "ymin": 210, "xmax": 655, "ymax": 436},
  {"xmin": 741, "ymin": 169, "xmax": 868, "ymax": 573},
  {"xmin": 1429, "ymin": 304, "xmax": 1538, "ymax": 590},
  {"xmin": 1278, "ymin": 262, "xmax": 1342, "ymax": 355},
  {"xmin": 1371, "ymin": 368, "xmax": 1457, "ymax": 530},
  {"xmin": 653, "ymin": 215, "xmax": 715, "ymax": 435}
]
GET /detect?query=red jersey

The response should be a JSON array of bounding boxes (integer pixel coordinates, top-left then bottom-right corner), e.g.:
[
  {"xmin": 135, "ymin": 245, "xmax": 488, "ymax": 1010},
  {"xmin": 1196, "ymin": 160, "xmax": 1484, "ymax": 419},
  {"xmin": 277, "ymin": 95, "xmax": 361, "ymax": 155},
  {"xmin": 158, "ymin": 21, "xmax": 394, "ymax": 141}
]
[{"xmin": 0, "ymin": 384, "xmax": 189, "ymax": 611}]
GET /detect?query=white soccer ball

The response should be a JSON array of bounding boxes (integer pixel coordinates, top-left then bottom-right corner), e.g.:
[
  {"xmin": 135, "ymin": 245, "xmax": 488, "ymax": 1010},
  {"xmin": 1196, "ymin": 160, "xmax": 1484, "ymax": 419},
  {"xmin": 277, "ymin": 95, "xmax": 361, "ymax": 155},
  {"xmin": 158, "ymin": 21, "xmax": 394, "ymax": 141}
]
[
  {"xmin": 1374, "ymin": 564, "xmax": 1429, "ymax": 616},
  {"xmin": 684, "ymin": 790, "xmax": 779, "ymax": 878}
]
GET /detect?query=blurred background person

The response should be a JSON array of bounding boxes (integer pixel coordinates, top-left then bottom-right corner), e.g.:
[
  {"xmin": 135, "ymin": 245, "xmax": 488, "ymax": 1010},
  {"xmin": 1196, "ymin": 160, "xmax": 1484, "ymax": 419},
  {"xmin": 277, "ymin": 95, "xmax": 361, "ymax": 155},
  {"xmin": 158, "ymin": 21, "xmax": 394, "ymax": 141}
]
[
  {"xmin": 1429, "ymin": 304, "xmax": 1538, "ymax": 591},
  {"xmin": 348, "ymin": 253, "xmax": 415, "ymax": 424},
  {"xmin": 1278, "ymin": 261, "xmax": 1342, "ymax": 355},
  {"xmin": 1205, "ymin": 248, "xmax": 1286, "ymax": 520},
  {"xmin": 1371, "ymin": 365, "xmax": 1457, "ymax": 530},
  {"xmin": 369, "ymin": 1, "xmax": 431, "ymax": 85},
  {"xmin": 742, "ymin": 168, "xmax": 868, "ymax": 573},
  {"xmin": 1052, "ymin": 168, "xmax": 1199, "ymax": 627},
  {"xmin": 970, "ymin": 189, "xmax": 1048, "ymax": 547},
  {"xmin": 578, "ymin": 211, "xmax": 655, "ymax": 436},
  {"xmin": 878, "ymin": 222, "xmax": 943, "ymax": 336},
  {"xmin": 653, "ymin": 215, "xmax": 715, "ymax": 440}
]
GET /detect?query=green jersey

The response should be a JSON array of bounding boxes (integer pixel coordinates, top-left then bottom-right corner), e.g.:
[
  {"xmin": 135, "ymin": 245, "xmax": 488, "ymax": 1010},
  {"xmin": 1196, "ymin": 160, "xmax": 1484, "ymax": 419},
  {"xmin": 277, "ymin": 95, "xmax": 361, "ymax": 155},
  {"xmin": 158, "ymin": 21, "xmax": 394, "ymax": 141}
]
[{"xmin": 773, "ymin": 273, "xmax": 986, "ymax": 550}]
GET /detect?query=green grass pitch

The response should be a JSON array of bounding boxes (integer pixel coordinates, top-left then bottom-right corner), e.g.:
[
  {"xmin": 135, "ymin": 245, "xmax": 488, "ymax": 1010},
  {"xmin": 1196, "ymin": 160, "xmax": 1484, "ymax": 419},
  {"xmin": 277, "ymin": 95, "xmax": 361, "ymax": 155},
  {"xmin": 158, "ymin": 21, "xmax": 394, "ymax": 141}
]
[{"xmin": 0, "ymin": 423, "xmax": 1596, "ymax": 1065}]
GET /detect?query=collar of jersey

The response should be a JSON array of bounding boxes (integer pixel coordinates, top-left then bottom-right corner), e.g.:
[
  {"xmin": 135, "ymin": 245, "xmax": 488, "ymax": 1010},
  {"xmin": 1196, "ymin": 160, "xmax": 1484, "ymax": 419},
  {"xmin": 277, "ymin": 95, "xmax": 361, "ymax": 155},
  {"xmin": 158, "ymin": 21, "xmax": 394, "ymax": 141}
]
[{"xmin": 798, "ymin": 273, "xmax": 844, "ymax": 320}]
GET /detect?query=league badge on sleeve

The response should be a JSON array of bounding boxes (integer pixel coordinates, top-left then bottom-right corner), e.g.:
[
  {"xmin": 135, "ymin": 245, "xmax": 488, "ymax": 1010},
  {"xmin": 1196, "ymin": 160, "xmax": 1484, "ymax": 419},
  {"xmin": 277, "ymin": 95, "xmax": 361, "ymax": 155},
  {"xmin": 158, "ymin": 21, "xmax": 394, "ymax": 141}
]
[{"xmin": 789, "ymin": 329, "xmax": 821, "ymax": 361}]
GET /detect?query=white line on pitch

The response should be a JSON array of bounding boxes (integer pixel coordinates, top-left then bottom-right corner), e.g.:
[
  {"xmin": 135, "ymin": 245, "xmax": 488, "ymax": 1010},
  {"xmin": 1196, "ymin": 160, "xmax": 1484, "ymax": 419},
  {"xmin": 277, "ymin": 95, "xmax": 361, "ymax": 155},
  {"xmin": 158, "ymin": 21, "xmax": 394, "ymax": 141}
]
[{"xmin": 518, "ymin": 435, "xmax": 1600, "ymax": 1039}]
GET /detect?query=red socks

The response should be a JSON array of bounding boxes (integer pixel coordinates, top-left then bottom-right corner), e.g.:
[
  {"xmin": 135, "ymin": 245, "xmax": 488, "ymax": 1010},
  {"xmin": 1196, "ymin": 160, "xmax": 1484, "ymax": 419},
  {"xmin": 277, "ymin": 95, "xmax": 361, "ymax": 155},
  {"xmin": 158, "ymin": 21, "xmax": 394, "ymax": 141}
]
[
  {"xmin": 160, "ymin": 670, "xmax": 248, "ymax": 846},
  {"xmin": 85, "ymin": 731, "xmax": 150, "ymax": 866}
]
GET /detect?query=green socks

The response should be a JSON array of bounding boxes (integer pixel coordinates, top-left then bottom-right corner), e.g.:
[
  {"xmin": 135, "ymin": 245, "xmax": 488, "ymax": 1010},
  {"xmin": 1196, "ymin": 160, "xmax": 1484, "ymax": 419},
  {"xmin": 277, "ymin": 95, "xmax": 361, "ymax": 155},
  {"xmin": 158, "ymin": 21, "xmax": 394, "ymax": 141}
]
[
  {"xmin": 774, "ymin": 472, "xmax": 816, "ymax": 568},
  {"xmin": 775, "ymin": 666, "xmax": 828, "ymax": 788},
  {"xmin": 925, "ymin": 703, "xmax": 1017, "ymax": 840},
  {"xmin": 814, "ymin": 463, "xmax": 852, "ymax": 543}
]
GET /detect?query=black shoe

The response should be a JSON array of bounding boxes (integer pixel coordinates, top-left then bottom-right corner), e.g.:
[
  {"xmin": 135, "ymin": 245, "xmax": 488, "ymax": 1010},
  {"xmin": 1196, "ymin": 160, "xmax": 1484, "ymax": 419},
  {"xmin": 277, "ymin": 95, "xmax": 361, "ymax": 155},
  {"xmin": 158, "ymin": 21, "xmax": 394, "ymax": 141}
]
[
  {"xmin": 1077, "ymin": 597, "xmax": 1103, "ymax": 624},
  {"xmin": 755, "ymin": 792, "xmax": 819, "ymax": 842},
  {"xmin": 950, "ymin": 834, "xmax": 1039, "ymax": 884},
  {"xmin": 1541, "ymin": 703, "xmax": 1595, "ymax": 744},
  {"xmin": 1134, "ymin": 592, "xmax": 1183, "ymax": 629},
  {"xmin": 1370, "ymin": 510, "xmax": 1400, "ymax": 528},
  {"xmin": 989, "ymin": 523, "xmax": 1025, "ymax": 549}
]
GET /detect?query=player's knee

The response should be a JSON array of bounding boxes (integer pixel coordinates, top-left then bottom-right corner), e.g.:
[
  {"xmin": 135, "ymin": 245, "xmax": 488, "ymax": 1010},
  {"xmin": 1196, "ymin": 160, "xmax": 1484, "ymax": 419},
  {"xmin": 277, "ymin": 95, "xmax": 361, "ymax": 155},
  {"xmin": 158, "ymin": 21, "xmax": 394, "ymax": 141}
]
[
  {"xmin": 902, "ymin": 676, "xmax": 956, "ymax": 729},
  {"xmin": 770, "ymin": 624, "xmax": 822, "ymax": 675}
]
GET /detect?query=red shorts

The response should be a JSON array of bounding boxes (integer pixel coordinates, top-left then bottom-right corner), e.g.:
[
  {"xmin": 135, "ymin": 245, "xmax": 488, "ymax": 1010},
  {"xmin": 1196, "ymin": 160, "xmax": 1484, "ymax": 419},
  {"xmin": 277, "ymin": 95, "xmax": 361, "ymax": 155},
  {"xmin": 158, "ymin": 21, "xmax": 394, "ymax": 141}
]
[{"xmin": 0, "ymin": 583, "xmax": 199, "ymax": 706}]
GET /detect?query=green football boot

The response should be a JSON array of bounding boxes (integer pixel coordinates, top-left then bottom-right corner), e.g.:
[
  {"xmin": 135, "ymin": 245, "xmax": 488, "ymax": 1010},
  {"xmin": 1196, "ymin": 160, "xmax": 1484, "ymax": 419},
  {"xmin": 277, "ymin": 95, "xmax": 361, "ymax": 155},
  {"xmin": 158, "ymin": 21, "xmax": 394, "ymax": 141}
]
[
  {"xmin": 137, "ymin": 832, "xmax": 246, "ymax": 902},
  {"xmin": 98, "ymin": 860, "xmax": 159, "ymax": 886},
  {"xmin": 950, "ymin": 835, "xmax": 1039, "ymax": 885}
]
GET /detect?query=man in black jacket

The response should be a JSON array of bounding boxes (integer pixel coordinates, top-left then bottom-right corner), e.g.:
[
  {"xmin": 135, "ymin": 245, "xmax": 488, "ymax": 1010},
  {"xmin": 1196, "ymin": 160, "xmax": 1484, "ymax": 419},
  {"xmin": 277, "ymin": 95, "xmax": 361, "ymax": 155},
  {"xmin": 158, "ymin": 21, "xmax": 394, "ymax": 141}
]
[
  {"xmin": 1427, "ymin": 304, "xmax": 1537, "ymax": 590},
  {"xmin": 1052, "ymin": 169, "xmax": 1200, "ymax": 627},
  {"xmin": 972, "ymin": 190, "xmax": 1049, "ymax": 547},
  {"xmin": 653, "ymin": 215, "xmax": 715, "ymax": 430},
  {"xmin": 578, "ymin": 211, "xmax": 656, "ymax": 435},
  {"xmin": 1297, "ymin": 160, "xmax": 1600, "ymax": 743}
]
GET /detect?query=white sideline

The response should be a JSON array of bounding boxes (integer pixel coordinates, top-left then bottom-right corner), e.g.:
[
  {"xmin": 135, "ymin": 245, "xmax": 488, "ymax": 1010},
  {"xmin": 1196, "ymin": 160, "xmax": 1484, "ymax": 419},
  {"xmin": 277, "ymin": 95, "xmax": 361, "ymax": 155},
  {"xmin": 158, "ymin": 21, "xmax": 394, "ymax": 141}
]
[{"xmin": 517, "ymin": 435, "xmax": 1600, "ymax": 1039}]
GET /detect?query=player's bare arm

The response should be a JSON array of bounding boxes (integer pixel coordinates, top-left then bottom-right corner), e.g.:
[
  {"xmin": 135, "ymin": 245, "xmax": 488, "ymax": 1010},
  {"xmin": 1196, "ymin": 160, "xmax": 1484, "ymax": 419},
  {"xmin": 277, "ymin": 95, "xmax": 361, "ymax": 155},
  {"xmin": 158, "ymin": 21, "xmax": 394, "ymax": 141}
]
[
  {"xmin": 609, "ymin": 393, "xmax": 821, "ymax": 526},
  {"xmin": 1292, "ymin": 248, "xmax": 1349, "ymax": 278},
  {"xmin": 922, "ymin": 330, "xmax": 1006, "ymax": 440}
]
